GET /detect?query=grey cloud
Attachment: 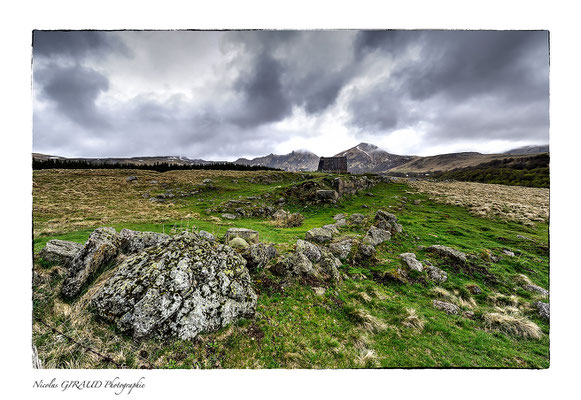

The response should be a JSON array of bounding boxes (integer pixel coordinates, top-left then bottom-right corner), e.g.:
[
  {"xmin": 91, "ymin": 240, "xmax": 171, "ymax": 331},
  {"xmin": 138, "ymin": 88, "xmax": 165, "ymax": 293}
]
[
  {"xmin": 33, "ymin": 30, "xmax": 131, "ymax": 59},
  {"xmin": 36, "ymin": 63, "xmax": 111, "ymax": 129}
]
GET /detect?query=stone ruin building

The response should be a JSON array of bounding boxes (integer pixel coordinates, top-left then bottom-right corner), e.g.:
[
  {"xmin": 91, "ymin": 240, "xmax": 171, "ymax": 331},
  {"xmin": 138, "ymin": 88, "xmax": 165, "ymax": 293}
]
[{"xmin": 317, "ymin": 156, "xmax": 348, "ymax": 174}]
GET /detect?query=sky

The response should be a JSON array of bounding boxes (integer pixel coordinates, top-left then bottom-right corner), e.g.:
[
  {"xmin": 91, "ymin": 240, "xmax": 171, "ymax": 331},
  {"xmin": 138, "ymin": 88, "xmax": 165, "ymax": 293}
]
[{"xmin": 32, "ymin": 30, "xmax": 549, "ymax": 160}]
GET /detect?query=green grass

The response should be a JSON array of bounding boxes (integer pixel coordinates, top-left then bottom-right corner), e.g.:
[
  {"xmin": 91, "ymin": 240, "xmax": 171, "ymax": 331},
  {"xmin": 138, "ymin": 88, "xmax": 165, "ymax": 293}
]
[{"xmin": 32, "ymin": 171, "xmax": 549, "ymax": 368}]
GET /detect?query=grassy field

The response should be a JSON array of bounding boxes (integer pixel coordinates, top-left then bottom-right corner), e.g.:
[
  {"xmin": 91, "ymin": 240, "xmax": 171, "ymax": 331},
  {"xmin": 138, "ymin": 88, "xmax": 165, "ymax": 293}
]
[{"xmin": 32, "ymin": 169, "xmax": 550, "ymax": 368}]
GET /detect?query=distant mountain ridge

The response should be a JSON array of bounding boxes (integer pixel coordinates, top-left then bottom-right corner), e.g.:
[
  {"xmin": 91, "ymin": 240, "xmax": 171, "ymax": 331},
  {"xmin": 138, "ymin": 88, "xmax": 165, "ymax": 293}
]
[{"xmin": 33, "ymin": 143, "xmax": 549, "ymax": 174}]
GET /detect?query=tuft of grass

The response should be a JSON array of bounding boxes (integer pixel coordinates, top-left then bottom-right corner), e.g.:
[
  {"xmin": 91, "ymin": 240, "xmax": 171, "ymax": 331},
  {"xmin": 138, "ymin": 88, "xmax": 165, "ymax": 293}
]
[
  {"xmin": 483, "ymin": 312, "xmax": 542, "ymax": 339},
  {"xmin": 402, "ymin": 308, "xmax": 425, "ymax": 331}
]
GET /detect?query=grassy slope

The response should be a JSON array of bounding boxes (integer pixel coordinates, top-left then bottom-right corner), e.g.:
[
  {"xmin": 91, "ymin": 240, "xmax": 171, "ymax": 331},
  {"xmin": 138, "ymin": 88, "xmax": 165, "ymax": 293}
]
[{"xmin": 32, "ymin": 170, "xmax": 549, "ymax": 368}]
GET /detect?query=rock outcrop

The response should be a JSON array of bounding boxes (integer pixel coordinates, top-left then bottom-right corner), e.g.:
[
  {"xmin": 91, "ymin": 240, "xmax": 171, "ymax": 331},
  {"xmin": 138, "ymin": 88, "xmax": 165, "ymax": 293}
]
[
  {"xmin": 241, "ymin": 243, "xmax": 277, "ymax": 271},
  {"xmin": 61, "ymin": 227, "xmax": 120, "ymax": 299},
  {"xmin": 305, "ymin": 227, "xmax": 334, "ymax": 244},
  {"xmin": 426, "ymin": 245, "xmax": 468, "ymax": 265},
  {"xmin": 433, "ymin": 300, "xmax": 459, "ymax": 315},
  {"xmin": 38, "ymin": 239, "xmax": 83, "ymax": 266},
  {"xmin": 399, "ymin": 253, "xmax": 423, "ymax": 272},
  {"xmin": 374, "ymin": 210, "xmax": 403, "ymax": 234},
  {"xmin": 224, "ymin": 228, "xmax": 259, "ymax": 244},
  {"xmin": 535, "ymin": 301, "xmax": 549, "ymax": 320},
  {"xmin": 91, "ymin": 232, "xmax": 257, "ymax": 340},
  {"xmin": 363, "ymin": 226, "xmax": 391, "ymax": 246},
  {"xmin": 523, "ymin": 284, "xmax": 549, "ymax": 297},
  {"xmin": 118, "ymin": 229, "xmax": 169, "ymax": 254}
]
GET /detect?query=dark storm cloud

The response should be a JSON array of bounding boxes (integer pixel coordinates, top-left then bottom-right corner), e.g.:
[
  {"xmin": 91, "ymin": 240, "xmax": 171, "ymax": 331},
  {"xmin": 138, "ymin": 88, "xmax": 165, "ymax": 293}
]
[
  {"xmin": 33, "ymin": 30, "xmax": 131, "ymax": 59},
  {"xmin": 33, "ymin": 30, "xmax": 549, "ymax": 159},
  {"xmin": 348, "ymin": 30, "xmax": 549, "ymax": 142},
  {"xmin": 36, "ymin": 63, "xmax": 111, "ymax": 129}
]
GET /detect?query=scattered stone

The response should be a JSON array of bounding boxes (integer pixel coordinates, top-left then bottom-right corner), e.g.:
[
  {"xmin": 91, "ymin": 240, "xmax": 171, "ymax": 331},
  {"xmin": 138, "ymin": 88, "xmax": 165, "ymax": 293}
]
[
  {"xmin": 433, "ymin": 300, "xmax": 459, "ymax": 315},
  {"xmin": 361, "ymin": 204, "xmax": 369, "ymax": 209},
  {"xmin": 230, "ymin": 237, "xmax": 250, "ymax": 250},
  {"xmin": 517, "ymin": 235, "xmax": 531, "ymax": 241},
  {"xmin": 399, "ymin": 253, "xmax": 423, "ymax": 272},
  {"xmin": 198, "ymin": 230, "xmax": 216, "ymax": 242},
  {"xmin": 329, "ymin": 239, "xmax": 354, "ymax": 260},
  {"xmin": 316, "ymin": 190, "xmax": 339, "ymax": 202},
  {"xmin": 318, "ymin": 248, "xmax": 342, "ymax": 282},
  {"xmin": 374, "ymin": 210, "xmax": 403, "ymax": 234},
  {"xmin": 381, "ymin": 268, "xmax": 408, "ymax": 284},
  {"xmin": 462, "ymin": 311, "xmax": 475, "ymax": 319},
  {"xmin": 118, "ymin": 229, "xmax": 169, "ymax": 254},
  {"xmin": 203, "ymin": 178, "xmax": 213, "ymax": 184},
  {"xmin": 38, "ymin": 239, "xmax": 83, "ymax": 266},
  {"xmin": 126, "ymin": 176, "xmax": 138, "ymax": 182},
  {"xmin": 466, "ymin": 284, "xmax": 482, "ymax": 295},
  {"xmin": 313, "ymin": 287, "xmax": 326, "ymax": 296},
  {"xmin": 356, "ymin": 243, "xmax": 376, "ymax": 260},
  {"xmin": 333, "ymin": 214, "xmax": 345, "ymax": 221},
  {"xmin": 271, "ymin": 252, "xmax": 315, "ymax": 278},
  {"xmin": 413, "ymin": 199, "xmax": 421, "ymax": 205},
  {"xmin": 241, "ymin": 243, "xmax": 276, "ymax": 271},
  {"xmin": 225, "ymin": 228, "xmax": 259, "ymax": 245},
  {"xmin": 534, "ymin": 301, "xmax": 550, "ymax": 320},
  {"xmin": 348, "ymin": 213, "xmax": 366, "ymax": 226},
  {"xmin": 523, "ymin": 284, "xmax": 549, "ymax": 297},
  {"xmin": 502, "ymin": 249, "xmax": 515, "ymax": 257},
  {"xmin": 296, "ymin": 239, "xmax": 322, "ymax": 263},
  {"xmin": 322, "ymin": 224, "xmax": 340, "ymax": 235},
  {"xmin": 91, "ymin": 232, "xmax": 257, "ymax": 340},
  {"xmin": 363, "ymin": 226, "xmax": 391, "ymax": 246},
  {"xmin": 149, "ymin": 180, "xmax": 158, "ymax": 184},
  {"xmin": 221, "ymin": 213, "xmax": 237, "ymax": 220},
  {"xmin": 305, "ymin": 227, "xmax": 333, "ymax": 244},
  {"xmin": 425, "ymin": 265, "xmax": 448, "ymax": 283},
  {"xmin": 61, "ymin": 227, "xmax": 120, "ymax": 299},
  {"xmin": 426, "ymin": 245, "xmax": 467, "ymax": 265}
]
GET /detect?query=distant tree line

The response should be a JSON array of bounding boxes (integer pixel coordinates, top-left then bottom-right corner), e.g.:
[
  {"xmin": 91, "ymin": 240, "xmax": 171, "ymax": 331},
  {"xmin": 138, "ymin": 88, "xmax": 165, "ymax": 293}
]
[
  {"xmin": 33, "ymin": 158, "xmax": 282, "ymax": 172},
  {"xmin": 428, "ymin": 154, "xmax": 549, "ymax": 188}
]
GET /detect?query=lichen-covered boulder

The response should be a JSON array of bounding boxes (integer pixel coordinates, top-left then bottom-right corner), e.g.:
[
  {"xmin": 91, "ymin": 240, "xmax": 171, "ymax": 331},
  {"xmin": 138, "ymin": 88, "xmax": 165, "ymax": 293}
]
[
  {"xmin": 363, "ymin": 226, "xmax": 391, "ymax": 246},
  {"xmin": 535, "ymin": 301, "xmax": 550, "ymax": 320},
  {"xmin": 198, "ymin": 230, "xmax": 216, "ymax": 242},
  {"xmin": 305, "ymin": 227, "xmax": 333, "ymax": 244},
  {"xmin": 426, "ymin": 245, "xmax": 467, "ymax": 265},
  {"xmin": 523, "ymin": 284, "xmax": 549, "ymax": 297},
  {"xmin": 296, "ymin": 239, "xmax": 322, "ymax": 263},
  {"xmin": 271, "ymin": 252, "xmax": 315, "ymax": 278},
  {"xmin": 348, "ymin": 213, "xmax": 366, "ymax": 226},
  {"xmin": 61, "ymin": 227, "xmax": 120, "ymax": 299},
  {"xmin": 433, "ymin": 300, "xmax": 459, "ymax": 315},
  {"xmin": 318, "ymin": 248, "xmax": 342, "ymax": 282},
  {"xmin": 38, "ymin": 239, "xmax": 83, "ymax": 266},
  {"xmin": 374, "ymin": 210, "xmax": 403, "ymax": 234},
  {"xmin": 329, "ymin": 239, "xmax": 354, "ymax": 260},
  {"xmin": 118, "ymin": 229, "xmax": 169, "ymax": 254},
  {"xmin": 316, "ymin": 190, "xmax": 339, "ymax": 202},
  {"xmin": 241, "ymin": 243, "xmax": 277, "ymax": 271},
  {"xmin": 224, "ymin": 228, "xmax": 259, "ymax": 244},
  {"xmin": 229, "ymin": 237, "xmax": 249, "ymax": 249},
  {"xmin": 425, "ymin": 265, "xmax": 448, "ymax": 283},
  {"xmin": 91, "ymin": 232, "xmax": 257, "ymax": 340},
  {"xmin": 399, "ymin": 253, "xmax": 423, "ymax": 272}
]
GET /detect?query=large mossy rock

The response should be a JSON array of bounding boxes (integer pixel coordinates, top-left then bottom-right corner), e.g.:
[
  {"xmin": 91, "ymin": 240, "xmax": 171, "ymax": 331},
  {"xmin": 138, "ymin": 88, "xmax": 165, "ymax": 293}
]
[
  {"xmin": 61, "ymin": 227, "xmax": 120, "ymax": 299},
  {"xmin": 38, "ymin": 239, "xmax": 83, "ymax": 266},
  {"xmin": 118, "ymin": 229, "xmax": 169, "ymax": 254},
  {"xmin": 90, "ymin": 232, "xmax": 257, "ymax": 340}
]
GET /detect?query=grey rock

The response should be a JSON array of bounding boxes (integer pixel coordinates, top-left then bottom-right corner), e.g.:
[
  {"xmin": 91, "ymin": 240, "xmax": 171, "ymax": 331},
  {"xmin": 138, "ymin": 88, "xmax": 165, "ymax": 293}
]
[
  {"xmin": 363, "ymin": 226, "xmax": 391, "ymax": 246},
  {"xmin": 523, "ymin": 284, "xmax": 549, "ymax": 297},
  {"xmin": 118, "ymin": 229, "xmax": 169, "ymax": 255},
  {"xmin": 466, "ymin": 284, "xmax": 482, "ymax": 295},
  {"xmin": 318, "ymin": 248, "xmax": 342, "ymax": 282},
  {"xmin": 271, "ymin": 252, "xmax": 315, "ymax": 278},
  {"xmin": 425, "ymin": 265, "xmax": 448, "ymax": 283},
  {"xmin": 296, "ymin": 239, "xmax": 322, "ymax": 263},
  {"xmin": 229, "ymin": 237, "xmax": 249, "ymax": 249},
  {"xmin": 399, "ymin": 253, "xmax": 423, "ymax": 272},
  {"xmin": 329, "ymin": 239, "xmax": 354, "ymax": 260},
  {"xmin": 225, "ymin": 228, "xmax": 259, "ymax": 244},
  {"xmin": 221, "ymin": 213, "xmax": 237, "ymax": 220},
  {"xmin": 433, "ymin": 300, "xmax": 459, "ymax": 315},
  {"xmin": 322, "ymin": 224, "xmax": 340, "ymax": 235},
  {"xmin": 316, "ymin": 190, "xmax": 339, "ymax": 202},
  {"xmin": 313, "ymin": 287, "xmax": 326, "ymax": 296},
  {"xmin": 426, "ymin": 245, "xmax": 468, "ymax": 265},
  {"xmin": 462, "ymin": 311, "xmax": 475, "ymax": 319},
  {"xmin": 61, "ymin": 227, "xmax": 120, "ymax": 299},
  {"xmin": 374, "ymin": 210, "xmax": 403, "ymax": 234},
  {"xmin": 305, "ymin": 227, "xmax": 333, "ymax": 244},
  {"xmin": 126, "ymin": 176, "xmax": 138, "ymax": 182},
  {"xmin": 198, "ymin": 230, "xmax": 216, "ymax": 242},
  {"xmin": 356, "ymin": 243, "xmax": 376, "ymax": 259},
  {"xmin": 91, "ymin": 232, "xmax": 256, "ymax": 340},
  {"xmin": 333, "ymin": 214, "xmax": 345, "ymax": 221},
  {"xmin": 203, "ymin": 178, "xmax": 213, "ymax": 184},
  {"xmin": 535, "ymin": 301, "xmax": 550, "ymax": 320},
  {"xmin": 502, "ymin": 249, "xmax": 515, "ymax": 257},
  {"xmin": 241, "ymin": 243, "xmax": 276, "ymax": 271},
  {"xmin": 38, "ymin": 239, "xmax": 83, "ymax": 267},
  {"xmin": 348, "ymin": 213, "xmax": 366, "ymax": 226}
]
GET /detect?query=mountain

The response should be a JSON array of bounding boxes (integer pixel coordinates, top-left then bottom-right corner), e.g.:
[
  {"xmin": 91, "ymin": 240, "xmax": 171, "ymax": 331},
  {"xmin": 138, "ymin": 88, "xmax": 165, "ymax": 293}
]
[
  {"xmin": 333, "ymin": 143, "xmax": 415, "ymax": 173},
  {"xmin": 503, "ymin": 145, "xmax": 549, "ymax": 155},
  {"xmin": 234, "ymin": 150, "xmax": 320, "ymax": 172},
  {"xmin": 32, "ymin": 153, "xmax": 216, "ymax": 166}
]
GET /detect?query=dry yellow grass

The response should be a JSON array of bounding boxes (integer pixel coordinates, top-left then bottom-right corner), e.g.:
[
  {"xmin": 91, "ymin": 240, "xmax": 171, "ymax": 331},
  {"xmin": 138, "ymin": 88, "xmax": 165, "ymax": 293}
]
[
  {"xmin": 407, "ymin": 180, "xmax": 549, "ymax": 225},
  {"xmin": 33, "ymin": 169, "xmax": 275, "ymax": 236},
  {"xmin": 483, "ymin": 312, "xmax": 542, "ymax": 339}
]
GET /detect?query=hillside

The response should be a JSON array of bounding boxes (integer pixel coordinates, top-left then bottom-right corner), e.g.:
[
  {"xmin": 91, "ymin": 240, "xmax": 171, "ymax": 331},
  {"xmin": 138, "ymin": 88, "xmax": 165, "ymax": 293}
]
[
  {"xmin": 234, "ymin": 150, "xmax": 320, "ymax": 172},
  {"xmin": 503, "ymin": 145, "xmax": 549, "ymax": 155},
  {"xmin": 33, "ymin": 169, "xmax": 549, "ymax": 369},
  {"xmin": 333, "ymin": 143, "xmax": 415, "ymax": 173}
]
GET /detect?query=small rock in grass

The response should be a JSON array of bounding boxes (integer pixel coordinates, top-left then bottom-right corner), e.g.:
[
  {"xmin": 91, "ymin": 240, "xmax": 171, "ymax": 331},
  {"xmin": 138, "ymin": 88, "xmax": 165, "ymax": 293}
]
[
  {"xmin": 433, "ymin": 300, "xmax": 459, "ymax": 315},
  {"xmin": 399, "ymin": 253, "xmax": 423, "ymax": 272}
]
